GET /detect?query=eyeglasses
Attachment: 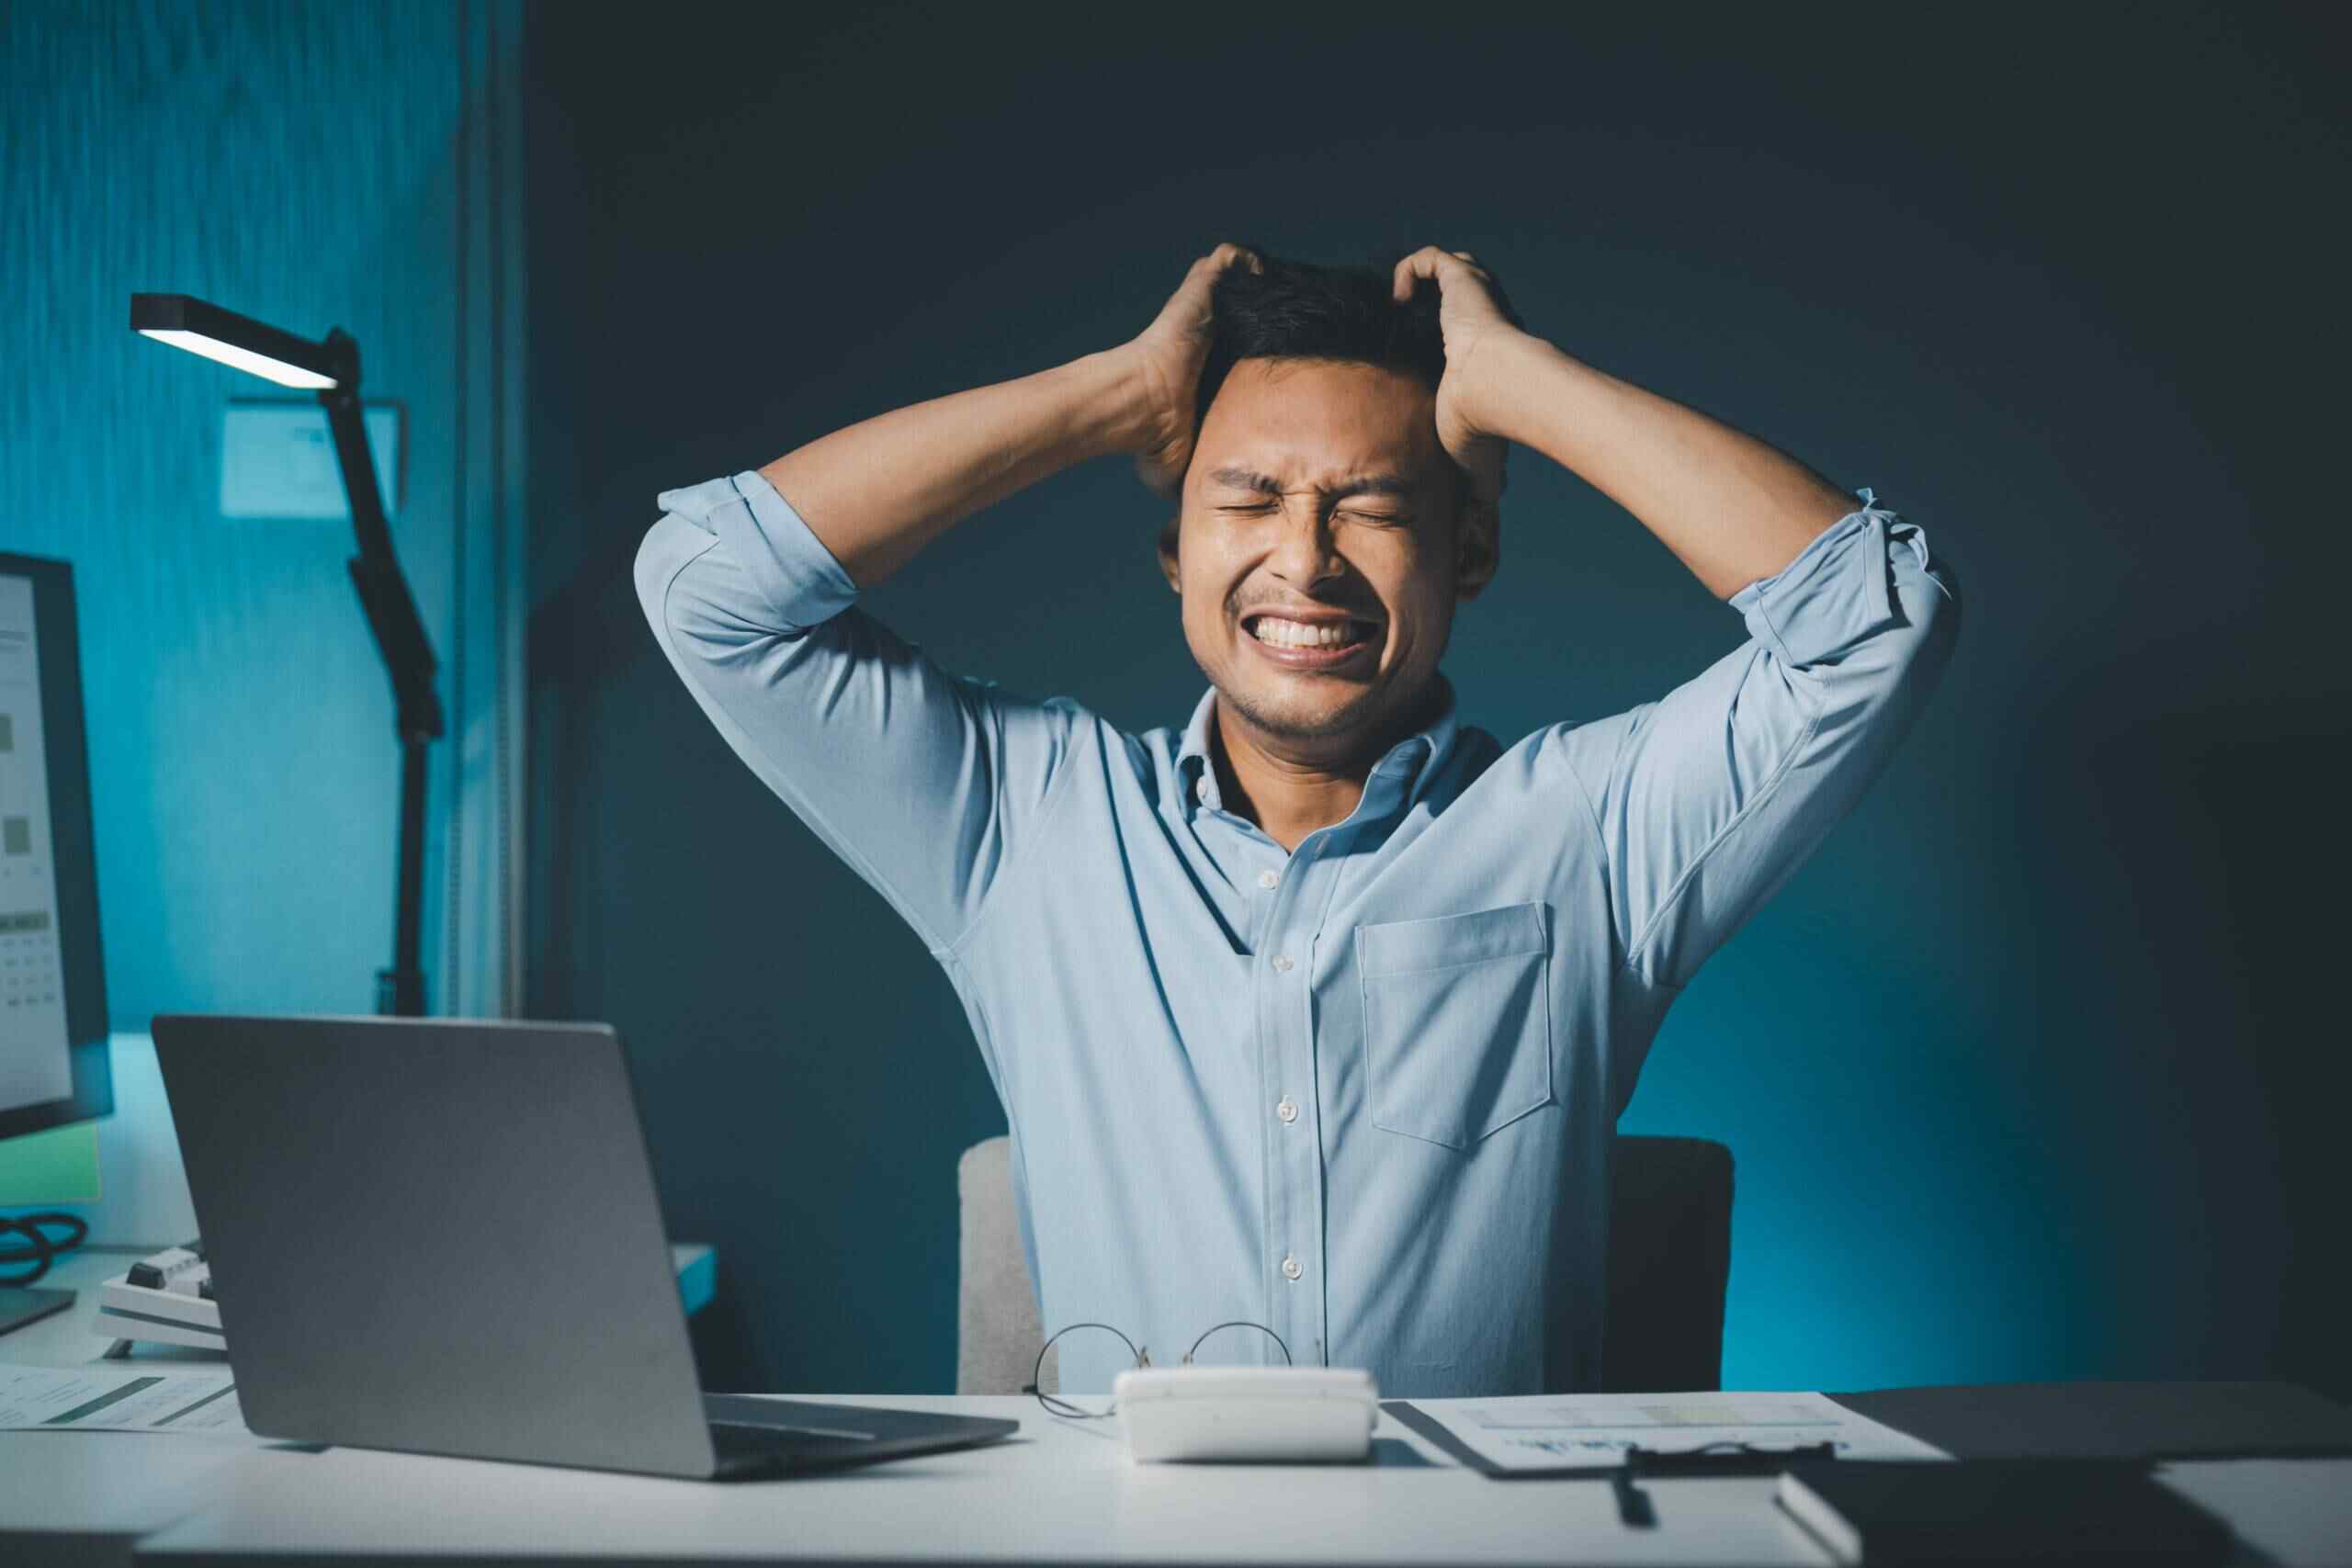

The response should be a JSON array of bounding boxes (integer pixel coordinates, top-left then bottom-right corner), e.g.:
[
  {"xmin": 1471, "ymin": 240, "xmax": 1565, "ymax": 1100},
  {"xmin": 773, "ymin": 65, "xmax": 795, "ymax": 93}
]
[{"xmin": 1024, "ymin": 1320, "xmax": 1295, "ymax": 1420}]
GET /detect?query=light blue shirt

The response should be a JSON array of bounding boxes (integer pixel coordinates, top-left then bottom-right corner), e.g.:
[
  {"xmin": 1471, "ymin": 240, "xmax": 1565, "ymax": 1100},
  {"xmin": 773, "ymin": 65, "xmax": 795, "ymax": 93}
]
[{"xmin": 636, "ymin": 469, "xmax": 1958, "ymax": 1396}]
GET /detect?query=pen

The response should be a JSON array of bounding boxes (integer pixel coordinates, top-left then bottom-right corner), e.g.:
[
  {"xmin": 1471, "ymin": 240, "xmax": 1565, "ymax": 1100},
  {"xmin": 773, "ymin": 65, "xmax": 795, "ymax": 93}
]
[{"xmin": 1610, "ymin": 1470, "xmax": 1658, "ymax": 1529}]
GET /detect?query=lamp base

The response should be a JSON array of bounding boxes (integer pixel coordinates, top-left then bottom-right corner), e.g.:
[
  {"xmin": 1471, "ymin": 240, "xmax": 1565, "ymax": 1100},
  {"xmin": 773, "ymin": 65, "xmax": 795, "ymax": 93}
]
[{"xmin": 0, "ymin": 1286, "xmax": 74, "ymax": 1337}]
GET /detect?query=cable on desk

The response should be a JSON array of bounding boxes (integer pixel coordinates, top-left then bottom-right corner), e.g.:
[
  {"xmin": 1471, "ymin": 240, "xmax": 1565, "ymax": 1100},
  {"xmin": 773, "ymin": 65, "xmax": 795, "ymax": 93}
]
[{"xmin": 0, "ymin": 1212, "xmax": 87, "ymax": 1288}]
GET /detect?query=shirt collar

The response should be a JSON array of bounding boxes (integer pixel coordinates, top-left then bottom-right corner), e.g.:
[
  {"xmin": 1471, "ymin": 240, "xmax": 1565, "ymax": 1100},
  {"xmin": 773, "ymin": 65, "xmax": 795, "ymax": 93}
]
[{"xmin": 1176, "ymin": 674, "xmax": 1462, "ymax": 821}]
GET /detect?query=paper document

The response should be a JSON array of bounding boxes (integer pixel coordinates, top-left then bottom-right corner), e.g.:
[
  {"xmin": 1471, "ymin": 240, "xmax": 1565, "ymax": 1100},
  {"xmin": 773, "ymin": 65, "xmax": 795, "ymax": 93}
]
[
  {"xmin": 0, "ymin": 1363, "xmax": 250, "ymax": 1436},
  {"xmin": 1396, "ymin": 1391, "xmax": 1949, "ymax": 1472}
]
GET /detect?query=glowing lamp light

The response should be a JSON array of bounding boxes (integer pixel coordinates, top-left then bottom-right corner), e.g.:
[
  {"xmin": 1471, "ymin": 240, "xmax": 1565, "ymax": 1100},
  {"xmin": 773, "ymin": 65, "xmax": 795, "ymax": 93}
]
[
  {"xmin": 130, "ymin": 294, "xmax": 347, "ymax": 389},
  {"xmin": 134, "ymin": 329, "xmax": 337, "ymax": 389}
]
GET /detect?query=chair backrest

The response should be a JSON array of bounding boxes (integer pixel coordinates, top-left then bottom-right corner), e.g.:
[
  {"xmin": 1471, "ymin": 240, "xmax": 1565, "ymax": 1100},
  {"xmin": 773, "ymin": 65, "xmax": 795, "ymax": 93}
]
[
  {"xmin": 956, "ymin": 1137, "xmax": 1052, "ymax": 1395},
  {"xmin": 956, "ymin": 1133, "xmax": 1733, "ymax": 1395},
  {"xmin": 1600, "ymin": 1134, "xmax": 1734, "ymax": 1393}
]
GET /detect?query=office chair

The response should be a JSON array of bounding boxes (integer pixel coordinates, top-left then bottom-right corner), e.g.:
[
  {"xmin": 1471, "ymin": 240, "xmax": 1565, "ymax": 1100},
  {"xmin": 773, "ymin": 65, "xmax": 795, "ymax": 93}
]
[{"xmin": 956, "ymin": 1133, "xmax": 1734, "ymax": 1395}]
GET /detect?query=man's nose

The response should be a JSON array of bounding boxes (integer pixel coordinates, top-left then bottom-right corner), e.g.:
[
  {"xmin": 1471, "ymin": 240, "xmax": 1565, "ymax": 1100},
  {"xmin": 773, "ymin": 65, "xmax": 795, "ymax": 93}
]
[{"xmin": 1264, "ymin": 501, "xmax": 1344, "ymax": 584}]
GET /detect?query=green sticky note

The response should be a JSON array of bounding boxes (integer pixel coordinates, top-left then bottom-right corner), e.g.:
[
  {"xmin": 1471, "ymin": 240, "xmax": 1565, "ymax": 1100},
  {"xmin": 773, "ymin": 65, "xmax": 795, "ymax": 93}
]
[{"xmin": 0, "ymin": 1120, "xmax": 101, "ymax": 1205}]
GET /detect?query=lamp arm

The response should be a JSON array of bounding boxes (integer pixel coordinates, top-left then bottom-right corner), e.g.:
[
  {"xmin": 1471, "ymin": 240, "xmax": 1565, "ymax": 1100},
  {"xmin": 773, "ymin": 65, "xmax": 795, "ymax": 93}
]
[
  {"xmin": 316, "ymin": 336, "xmax": 443, "ymax": 744},
  {"xmin": 315, "ymin": 329, "xmax": 440, "ymax": 1015}
]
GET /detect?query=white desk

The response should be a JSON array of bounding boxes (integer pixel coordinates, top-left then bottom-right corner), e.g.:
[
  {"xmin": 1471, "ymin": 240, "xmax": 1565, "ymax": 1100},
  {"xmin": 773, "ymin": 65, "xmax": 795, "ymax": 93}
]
[
  {"xmin": 6, "ymin": 1394, "xmax": 2331, "ymax": 1568},
  {"xmin": 6, "ymin": 1255, "xmax": 2350, "ymax": 1568},
  {"xmin": 131, "ymin": 1394, "xmax": 1839, "ymax": 1567}
]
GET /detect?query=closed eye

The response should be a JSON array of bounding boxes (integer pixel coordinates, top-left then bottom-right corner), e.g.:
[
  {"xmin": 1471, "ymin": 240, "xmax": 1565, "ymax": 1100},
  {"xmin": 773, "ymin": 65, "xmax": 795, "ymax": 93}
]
[{"xmin": 1215, "ymin": 504, "xmax": 1408, "ymax": 523}]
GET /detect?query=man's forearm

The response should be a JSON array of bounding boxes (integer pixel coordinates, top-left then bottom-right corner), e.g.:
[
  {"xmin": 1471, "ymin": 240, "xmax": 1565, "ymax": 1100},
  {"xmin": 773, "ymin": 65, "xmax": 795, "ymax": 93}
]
[
  {"xmin": 1472, "ymin": 333, "xmax": 1859, "ymax": 601},
  {"xmin": 757, "ymin": 348, "xmax": 1149, "ymax": 591}
]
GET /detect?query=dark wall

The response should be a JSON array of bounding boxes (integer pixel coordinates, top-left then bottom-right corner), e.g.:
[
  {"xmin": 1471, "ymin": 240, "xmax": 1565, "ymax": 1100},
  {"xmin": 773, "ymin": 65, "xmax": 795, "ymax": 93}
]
[{"xmin": 523, "ymin": 2, "xmax": 2349, "ymax": 1396}]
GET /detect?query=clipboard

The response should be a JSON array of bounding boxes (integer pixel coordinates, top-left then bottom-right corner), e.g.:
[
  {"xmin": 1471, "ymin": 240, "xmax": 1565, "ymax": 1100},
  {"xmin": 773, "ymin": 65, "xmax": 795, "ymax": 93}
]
[
  {"xmin": 1385, "ymin": 1400, "xmax": 1839, "ymax": 1529},
  {"xmin": 1384, "ymin": 1400, "xmax": 1836, "ymax": 1480}
]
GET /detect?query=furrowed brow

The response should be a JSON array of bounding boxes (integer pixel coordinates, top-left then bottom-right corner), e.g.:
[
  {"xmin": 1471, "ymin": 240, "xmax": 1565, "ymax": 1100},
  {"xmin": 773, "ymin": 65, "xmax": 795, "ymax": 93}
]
[
  {"xmin": 1205, "ymin": 467, "xmax": 1418, "ymax": 501},
  {"xmin": 1206, "ymin": 467, "xmax": 1283, "ymax": 492}
]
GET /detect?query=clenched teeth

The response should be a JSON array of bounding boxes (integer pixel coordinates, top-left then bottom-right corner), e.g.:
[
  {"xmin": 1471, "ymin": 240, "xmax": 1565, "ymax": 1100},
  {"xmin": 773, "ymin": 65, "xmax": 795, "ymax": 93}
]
[{"xmin": 1250, "ymin": 616, "xmax": 1367, "ymax": 649}]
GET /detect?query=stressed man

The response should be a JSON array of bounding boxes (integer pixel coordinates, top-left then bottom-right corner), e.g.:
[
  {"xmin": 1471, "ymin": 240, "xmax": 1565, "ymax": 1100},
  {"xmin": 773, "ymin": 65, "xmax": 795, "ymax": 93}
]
[{"xmin": 635, "ymin": 243, "xmax": 1959, "ymax": 1396}]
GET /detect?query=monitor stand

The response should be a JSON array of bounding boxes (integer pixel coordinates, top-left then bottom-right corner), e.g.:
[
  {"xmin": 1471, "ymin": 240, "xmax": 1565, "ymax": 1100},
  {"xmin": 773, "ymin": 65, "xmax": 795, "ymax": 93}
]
[{"xmin": 0, "ymin": 1287, "xmax": 74, "ymax": 1336}]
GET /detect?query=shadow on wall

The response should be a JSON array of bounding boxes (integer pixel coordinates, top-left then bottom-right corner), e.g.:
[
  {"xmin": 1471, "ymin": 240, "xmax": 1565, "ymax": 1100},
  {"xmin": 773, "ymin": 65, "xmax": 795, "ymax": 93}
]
[{"xmin": 2013, "ymin": 691, "xmax": 2342, "ymax": 1401}]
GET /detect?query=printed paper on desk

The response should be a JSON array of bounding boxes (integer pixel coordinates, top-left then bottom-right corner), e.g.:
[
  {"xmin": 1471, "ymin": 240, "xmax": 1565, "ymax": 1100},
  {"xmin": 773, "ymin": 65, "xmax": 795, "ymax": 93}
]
[
  {"xmin": 1408, "ymin": 1391, "xmax": 1949, "ymax": 1472},
  {"xmin": 0, "ymin": 1363, "xmax": 251, "ymax": 1437}
]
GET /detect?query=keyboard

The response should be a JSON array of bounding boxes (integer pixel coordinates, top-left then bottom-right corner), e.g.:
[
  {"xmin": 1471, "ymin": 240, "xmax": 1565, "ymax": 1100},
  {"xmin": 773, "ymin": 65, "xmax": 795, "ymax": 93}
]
[{"xmin": 96, "ymin": 1240, "xmax": 223, "ymax": 1353}]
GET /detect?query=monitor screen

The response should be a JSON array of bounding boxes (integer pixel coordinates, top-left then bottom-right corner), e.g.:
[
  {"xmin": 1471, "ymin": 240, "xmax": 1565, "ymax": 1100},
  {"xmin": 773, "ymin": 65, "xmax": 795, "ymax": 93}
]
[{"xmin": 0, "ymin": 552, "xmax": 109, "ymax": 1138}]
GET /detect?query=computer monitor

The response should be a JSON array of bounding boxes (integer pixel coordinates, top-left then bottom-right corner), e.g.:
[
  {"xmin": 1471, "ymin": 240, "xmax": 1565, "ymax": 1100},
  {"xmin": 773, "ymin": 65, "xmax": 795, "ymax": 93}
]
[{"xmin": 0, "ymin": 552, "xmax": 109, "ymax": 1143}]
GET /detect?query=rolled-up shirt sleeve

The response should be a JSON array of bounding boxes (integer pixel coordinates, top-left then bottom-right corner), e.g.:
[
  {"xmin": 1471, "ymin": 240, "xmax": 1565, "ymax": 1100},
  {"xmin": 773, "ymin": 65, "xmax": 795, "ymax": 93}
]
[
  {"xmin": 1548, "ymin": 489, "xmax": 1961, "ymax": 991},
  {"xmin": 635, "ymin": 470, "xmax": 1083, "ymax": 953}
]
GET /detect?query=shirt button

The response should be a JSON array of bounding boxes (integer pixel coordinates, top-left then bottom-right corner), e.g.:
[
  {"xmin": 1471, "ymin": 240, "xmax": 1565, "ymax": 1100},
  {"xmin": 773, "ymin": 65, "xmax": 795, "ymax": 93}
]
[
  {"xmin": 1271, "ymin": 953, "xmax": 1294, "ymax": 972},
  {"xmin": 1282, "ymin": 1254, "xmax": 1304, "ymax": 1281},
  {"xmin": 1275, "ymin": 1096, "xmax": 1298, "ymax": 1123},
  {"xmin": 1257, "ymin": 869, "xmax": 1280, "ymax": 890}
]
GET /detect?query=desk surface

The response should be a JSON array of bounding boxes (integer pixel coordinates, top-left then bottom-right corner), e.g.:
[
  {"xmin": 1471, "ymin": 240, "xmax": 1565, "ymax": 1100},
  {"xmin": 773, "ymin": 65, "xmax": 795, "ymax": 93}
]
[
  {"xmin": 6, "ymin": 1250, "xmax": 2351, "ymax": 1567},
  {"xmin": 114, "ymin": 1398, "xmax": 2352, "ymax": 1568},
  {"xmin": 137, "ymin": 1396, "xmax": 1846, "ymax": 1567}
]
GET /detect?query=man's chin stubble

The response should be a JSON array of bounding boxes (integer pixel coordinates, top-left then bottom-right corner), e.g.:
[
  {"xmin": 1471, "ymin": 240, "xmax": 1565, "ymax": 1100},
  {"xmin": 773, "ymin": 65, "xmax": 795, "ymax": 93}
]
[{"xmin": 1216, "ymin": 677, "xmax": 1387, "ymax": 744}]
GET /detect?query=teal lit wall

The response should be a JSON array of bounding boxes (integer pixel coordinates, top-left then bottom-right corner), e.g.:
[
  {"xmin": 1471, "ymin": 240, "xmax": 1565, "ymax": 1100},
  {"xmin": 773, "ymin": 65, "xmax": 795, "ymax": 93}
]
[
  {"xmin": 0, "ymin": 0, "xmax": 521, "ymax": 1036},
  {"xmin": 524, "ymin": 3, "xmax": 2346, "ymax": 1398}
]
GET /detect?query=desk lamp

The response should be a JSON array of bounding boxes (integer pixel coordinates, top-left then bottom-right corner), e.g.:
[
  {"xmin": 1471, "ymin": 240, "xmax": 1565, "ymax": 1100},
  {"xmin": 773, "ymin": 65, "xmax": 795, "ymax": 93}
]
[{"xmin": 130, "ymin": 294, "xmax": 443, "ymax": 1016}]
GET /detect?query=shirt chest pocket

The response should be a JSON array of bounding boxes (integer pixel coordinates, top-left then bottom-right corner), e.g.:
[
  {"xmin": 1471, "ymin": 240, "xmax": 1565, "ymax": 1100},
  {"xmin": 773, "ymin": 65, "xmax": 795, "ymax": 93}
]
[{"xmin": 1353, "ymin": 902, "xmax": 1555, "ymax": 1150}]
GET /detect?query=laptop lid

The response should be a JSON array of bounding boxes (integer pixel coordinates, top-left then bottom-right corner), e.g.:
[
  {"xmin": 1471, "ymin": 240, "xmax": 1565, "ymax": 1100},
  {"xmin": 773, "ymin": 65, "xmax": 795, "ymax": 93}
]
[{"xmin": 150, "ymin": 1014, "xmax": 718, "ymax": 1478}]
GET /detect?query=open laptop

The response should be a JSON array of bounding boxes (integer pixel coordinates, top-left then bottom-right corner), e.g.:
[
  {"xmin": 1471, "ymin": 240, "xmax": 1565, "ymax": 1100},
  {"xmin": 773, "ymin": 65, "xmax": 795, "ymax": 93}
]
[{"xmin": 148, "ymin": 1014, "xmax": 1016, "ymax": 1478}]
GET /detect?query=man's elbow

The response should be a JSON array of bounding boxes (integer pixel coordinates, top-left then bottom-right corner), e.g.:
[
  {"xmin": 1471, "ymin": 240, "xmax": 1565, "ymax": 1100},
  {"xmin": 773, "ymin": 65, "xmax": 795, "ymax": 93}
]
[
  {"xmin": 1873, "ymin": 547, "xmax": 1962, "ymax": 711},
  {"xmin": 633, "ymin": 511, "xmax": 721, "ymax": 657},
  {"xmin": 1903, "ymin": 542, "xmax": 1960, "ymax": 657},
  {"xmin": 634, "ymin": 510, "xmax": 811, "ymax": 660}
]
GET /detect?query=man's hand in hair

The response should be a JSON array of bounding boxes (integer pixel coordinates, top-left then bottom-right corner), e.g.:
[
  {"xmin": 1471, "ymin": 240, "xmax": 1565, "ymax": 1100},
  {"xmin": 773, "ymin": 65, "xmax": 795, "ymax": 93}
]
[
  {"xmin": 1392, "ymin": 245, "xmax": 1524, "ymax": 507},
  {"xmin": 1124, "ymin": 242, "xmax": 1262, "ymax": 500}
]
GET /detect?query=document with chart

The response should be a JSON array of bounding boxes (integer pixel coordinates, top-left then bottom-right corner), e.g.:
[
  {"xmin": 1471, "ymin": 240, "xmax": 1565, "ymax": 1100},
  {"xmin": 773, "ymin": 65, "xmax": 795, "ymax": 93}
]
[
  {"xmin": 1392, "ymin": 1392, "xmax": 1949, "ymax": 1472},
  {"xmin": 0, "ymin": 1364, "xmax": 250, "ymax": 1437}
]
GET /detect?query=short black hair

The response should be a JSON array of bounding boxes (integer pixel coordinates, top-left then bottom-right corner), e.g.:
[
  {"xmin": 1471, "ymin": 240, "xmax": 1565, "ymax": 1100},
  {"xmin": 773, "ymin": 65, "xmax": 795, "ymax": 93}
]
[{"xmin": 1193, "ymin": 248, "xmax": 1451, "ymax": 437}]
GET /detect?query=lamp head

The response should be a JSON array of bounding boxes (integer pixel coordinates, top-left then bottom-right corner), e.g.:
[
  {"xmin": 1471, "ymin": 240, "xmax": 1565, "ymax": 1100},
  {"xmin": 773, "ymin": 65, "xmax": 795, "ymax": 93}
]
[{"xmin": 130, "ymin": 294, "xmax": 349, "ymax": 389}]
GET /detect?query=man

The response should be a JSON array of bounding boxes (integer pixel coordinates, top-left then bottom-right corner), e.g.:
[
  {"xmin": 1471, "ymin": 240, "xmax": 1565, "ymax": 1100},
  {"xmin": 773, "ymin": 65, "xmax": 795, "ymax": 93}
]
[{"xmin": 636, "ymin": 243, "xmax": 1958, "ymax": 1396}]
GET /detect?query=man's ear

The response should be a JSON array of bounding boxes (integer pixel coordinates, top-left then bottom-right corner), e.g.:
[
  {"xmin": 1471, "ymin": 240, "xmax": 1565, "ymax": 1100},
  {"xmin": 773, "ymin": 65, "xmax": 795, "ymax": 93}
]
[
  {"xmin": 1157, "ymin": 513, "xmax": 1182, "ymax": 594},
  {"xmin": 1455, "ymin": 498, "xmax": 1500, "ymax": 602}
]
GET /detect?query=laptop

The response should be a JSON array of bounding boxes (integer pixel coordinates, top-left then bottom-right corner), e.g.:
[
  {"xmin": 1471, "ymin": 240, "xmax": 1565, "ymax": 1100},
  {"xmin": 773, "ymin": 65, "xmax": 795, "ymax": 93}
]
[{"xmin": 148, "ymin": 1014, "xmax": 1017, "ymax": 1478}]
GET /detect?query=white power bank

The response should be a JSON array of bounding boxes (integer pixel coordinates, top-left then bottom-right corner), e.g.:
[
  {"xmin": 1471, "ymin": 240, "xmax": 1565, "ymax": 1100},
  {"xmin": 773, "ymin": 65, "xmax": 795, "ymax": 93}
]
[{"xmin": 1114, "ymin": 1367, "xmax": 1379, "ymax": 1462}]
